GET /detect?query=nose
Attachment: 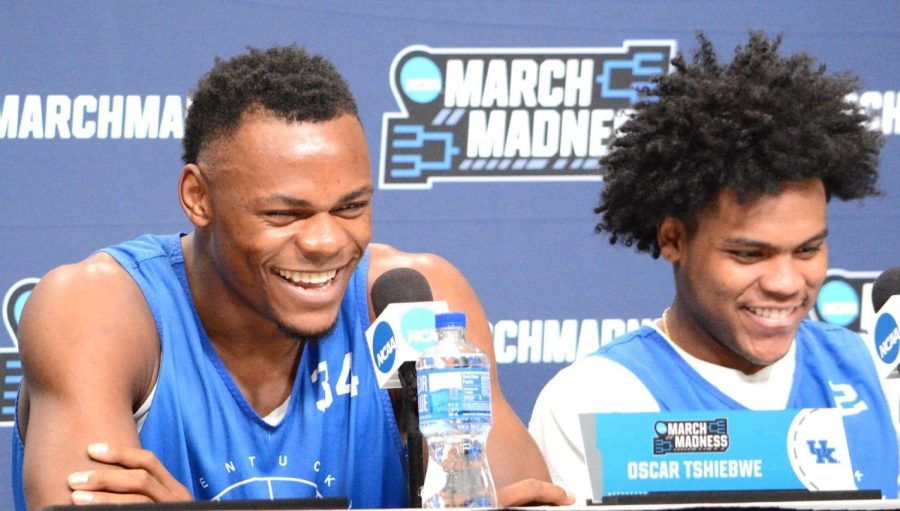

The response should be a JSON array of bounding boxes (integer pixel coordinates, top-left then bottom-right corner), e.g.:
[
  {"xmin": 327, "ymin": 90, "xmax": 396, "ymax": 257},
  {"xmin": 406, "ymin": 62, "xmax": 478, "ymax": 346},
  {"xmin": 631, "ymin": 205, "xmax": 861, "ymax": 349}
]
[
  {"xmin": 758, "ymin": 255, "xmax": 805, "ymax": 298},
  {"xmin": 295, "ymin": 213, "xmax": 346, "ymax": 260}
]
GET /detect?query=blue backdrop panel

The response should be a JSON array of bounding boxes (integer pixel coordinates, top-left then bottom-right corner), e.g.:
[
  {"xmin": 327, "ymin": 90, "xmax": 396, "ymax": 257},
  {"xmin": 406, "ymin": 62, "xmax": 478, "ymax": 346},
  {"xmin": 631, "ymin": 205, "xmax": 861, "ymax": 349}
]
[{"xmin": 2, "ymin": 1, "xmax": 898, "ymax": 506}]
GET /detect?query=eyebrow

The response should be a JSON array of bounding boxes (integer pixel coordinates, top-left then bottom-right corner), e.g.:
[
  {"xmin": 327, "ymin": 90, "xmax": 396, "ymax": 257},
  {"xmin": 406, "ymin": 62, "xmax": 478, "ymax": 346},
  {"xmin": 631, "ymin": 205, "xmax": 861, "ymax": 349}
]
[
  {"xmin": 259, "ymin": 185, "xmax": 374, "ymax": 208},
  {"xmin": 724, "ymin": 228, "xmax": 829, "ymax": 249}
]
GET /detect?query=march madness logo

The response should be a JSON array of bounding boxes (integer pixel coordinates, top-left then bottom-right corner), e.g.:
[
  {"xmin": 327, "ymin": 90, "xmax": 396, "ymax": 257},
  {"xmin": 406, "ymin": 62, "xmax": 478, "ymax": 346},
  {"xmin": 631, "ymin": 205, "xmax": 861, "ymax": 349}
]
[
  {"xmin": 1, "ymin": 278, "xmax": 36, "ymax": 426},
  {"xmin": 652, "ymin": 418, "xmax": 729, "ymax": 455},
  {"xmin": 379, "ymin": 41, "xmax": 676, "ymax": 189}
]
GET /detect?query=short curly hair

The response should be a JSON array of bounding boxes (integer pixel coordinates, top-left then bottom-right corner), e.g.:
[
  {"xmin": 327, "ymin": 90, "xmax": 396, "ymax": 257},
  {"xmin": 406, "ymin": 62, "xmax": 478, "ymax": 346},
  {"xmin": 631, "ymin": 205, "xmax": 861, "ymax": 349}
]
[
  {"xmin": 182, "ymin": 45, "xmax": 359, "ymax": 164},
  {"xmin": 595, "ymin": 31, "xmax": 882, "ymax": 258}
]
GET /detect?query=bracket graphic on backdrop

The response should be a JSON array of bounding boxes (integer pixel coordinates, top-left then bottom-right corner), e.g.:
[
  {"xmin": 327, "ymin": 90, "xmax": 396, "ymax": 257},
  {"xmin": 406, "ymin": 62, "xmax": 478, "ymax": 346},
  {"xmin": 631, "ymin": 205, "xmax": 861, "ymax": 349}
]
[{"xmin": 1, "ymin": 278, "xmax": 37, "ymax": 426}]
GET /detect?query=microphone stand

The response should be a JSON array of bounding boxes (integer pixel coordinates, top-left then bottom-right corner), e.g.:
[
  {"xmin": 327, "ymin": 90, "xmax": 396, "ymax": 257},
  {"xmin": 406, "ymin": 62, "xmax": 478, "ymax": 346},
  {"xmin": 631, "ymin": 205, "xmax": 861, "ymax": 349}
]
[{"xmin": 398, "ymin": 361, "xmax": 424, "ymax": 508}]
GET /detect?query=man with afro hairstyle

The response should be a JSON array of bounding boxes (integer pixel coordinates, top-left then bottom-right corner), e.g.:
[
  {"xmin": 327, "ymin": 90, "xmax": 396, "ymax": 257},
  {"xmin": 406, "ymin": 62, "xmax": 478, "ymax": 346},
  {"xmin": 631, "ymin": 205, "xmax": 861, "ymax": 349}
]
[
  {"xmin": 530, "ymin": 32, "xmax": 897, "ymax": 502},
  {"xmin": 13, "ymin": 45, "xmax": 572, "ymax": 509}
]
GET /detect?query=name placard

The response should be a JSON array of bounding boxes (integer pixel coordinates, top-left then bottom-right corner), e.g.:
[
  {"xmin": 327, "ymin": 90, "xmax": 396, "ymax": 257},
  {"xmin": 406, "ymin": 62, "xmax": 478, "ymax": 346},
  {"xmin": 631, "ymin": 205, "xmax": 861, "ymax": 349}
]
[{"xmin": 580, "ymin": 409, "xmax": 857, "ymax": 502}]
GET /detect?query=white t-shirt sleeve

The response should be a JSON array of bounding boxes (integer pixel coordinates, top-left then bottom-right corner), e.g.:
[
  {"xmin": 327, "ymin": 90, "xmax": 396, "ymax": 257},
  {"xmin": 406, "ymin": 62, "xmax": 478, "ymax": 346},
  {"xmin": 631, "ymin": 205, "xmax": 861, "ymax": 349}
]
[{"xmin": 528, "ymin": 355, "xmax": 660, "ymax": 503}]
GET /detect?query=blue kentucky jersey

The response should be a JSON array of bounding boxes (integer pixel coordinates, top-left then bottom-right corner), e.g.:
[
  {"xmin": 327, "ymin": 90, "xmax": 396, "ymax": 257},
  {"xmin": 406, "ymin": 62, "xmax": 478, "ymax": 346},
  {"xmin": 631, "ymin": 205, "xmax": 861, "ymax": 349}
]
[
  {"xmin": 596, "ymin": 321, "xmax": 899, "ymax": 498},
  {"xmin": 12, "ymin": 233, "xmax": 407, "ymax": 509}
]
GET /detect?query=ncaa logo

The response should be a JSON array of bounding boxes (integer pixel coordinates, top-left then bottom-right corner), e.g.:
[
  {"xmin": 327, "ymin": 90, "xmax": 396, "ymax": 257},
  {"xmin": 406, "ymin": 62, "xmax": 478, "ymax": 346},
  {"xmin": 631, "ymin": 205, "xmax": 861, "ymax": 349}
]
[
  {"xmin": 372, "ymin": 322, "xmax": 397, "ymax": 374},
  {"xmin": 2, "ymin": 278, "xmax": 38, "ymax": 426},
  {"xmin": 811, "ymin": 269, "xmax": 879, "ymax": 334},
  {"xmin": 372, "ymin": 306, "xmax": 439, "ymax": 375},
  {"xmin": 400, "ymin": 57, "xmax": 443, "ymax": 104},
  {"xmin": 399, "ymin": 307, "xmax": 438, "ymax": 352},
  {"xmin": 816, "ymin": 280, "xmax": 859, "ymax": 326},
  {"xmin": 874, "ymin": 313, "xmax": 900, "ymax": 364}
]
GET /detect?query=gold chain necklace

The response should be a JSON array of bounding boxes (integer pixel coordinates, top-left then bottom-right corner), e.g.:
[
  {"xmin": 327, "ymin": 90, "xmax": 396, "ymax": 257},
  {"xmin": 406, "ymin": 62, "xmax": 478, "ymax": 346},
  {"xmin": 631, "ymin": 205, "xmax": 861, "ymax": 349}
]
[{"xmin": 658, "ymin": 307, "xmax": 671, "ymax": 338}]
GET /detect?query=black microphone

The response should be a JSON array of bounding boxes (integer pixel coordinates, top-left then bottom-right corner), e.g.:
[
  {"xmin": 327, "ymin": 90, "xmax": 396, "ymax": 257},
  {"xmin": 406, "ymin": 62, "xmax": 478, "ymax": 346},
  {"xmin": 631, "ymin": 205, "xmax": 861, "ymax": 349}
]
[
  {"xmin": 866, "ymin": 266, "xmax": 900, "ymax": 382},
  {"xmin": 873, "ymin": 266, "xmax": 900, "ymax": 313},
  {"xmin": 372, "ymin": 268, "xmax": 435, "ymax": 314},
  {"xmin": 371, "ymin": 268, "xmax": 432, "ymax": 508}
]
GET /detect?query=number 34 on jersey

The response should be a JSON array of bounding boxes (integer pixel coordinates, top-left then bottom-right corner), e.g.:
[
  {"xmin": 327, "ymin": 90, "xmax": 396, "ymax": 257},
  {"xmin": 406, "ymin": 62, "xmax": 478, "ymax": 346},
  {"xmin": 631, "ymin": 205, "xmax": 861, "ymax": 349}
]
[{"xmin": 311, "ymin": 352, "xmax": 360, "ymax": 412}]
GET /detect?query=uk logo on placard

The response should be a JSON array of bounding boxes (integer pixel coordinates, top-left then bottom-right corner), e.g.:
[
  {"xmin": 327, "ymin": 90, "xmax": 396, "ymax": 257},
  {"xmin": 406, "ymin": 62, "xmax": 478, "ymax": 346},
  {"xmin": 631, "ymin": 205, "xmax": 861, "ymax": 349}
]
[
  {"xmin": 807, "ymin": 440, "xmax": 839, "ymax": 464},
  {"xmin": 379, "ymin": 41, "xmax": 676, "ymax": 189}
]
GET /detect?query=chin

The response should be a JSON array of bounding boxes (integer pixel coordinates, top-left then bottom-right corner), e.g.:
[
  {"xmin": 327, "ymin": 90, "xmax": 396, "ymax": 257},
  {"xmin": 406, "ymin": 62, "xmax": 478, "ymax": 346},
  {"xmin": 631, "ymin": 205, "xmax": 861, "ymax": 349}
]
[
  {"xmin": 277, "ymin": 312, "xmax": 339, "ymax": 343},
  {"xmin": 271, "ymin": 296, "xmax": 344, "ymax": 334},
  {"xmin": 277, "ymin": 321, "xmax": 337, "ymax": 343},
  {"xmin": 745, "ymin": 347, "xmax": 791, "ymax": 368}
]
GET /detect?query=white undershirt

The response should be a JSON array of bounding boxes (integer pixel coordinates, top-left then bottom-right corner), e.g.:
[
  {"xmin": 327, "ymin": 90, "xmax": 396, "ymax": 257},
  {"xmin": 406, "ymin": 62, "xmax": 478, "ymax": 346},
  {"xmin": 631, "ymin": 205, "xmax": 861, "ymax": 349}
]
[
  {"xmin": 529, "ymin": 318, "xmax": 798, "ymax": 502},
  {"xmin": 659, "ymin": 323, "xmax": 796, "ymax": 409},
  {"xmin": 133, "ymin": 376, "xmax": 290, "ymax": 431}
]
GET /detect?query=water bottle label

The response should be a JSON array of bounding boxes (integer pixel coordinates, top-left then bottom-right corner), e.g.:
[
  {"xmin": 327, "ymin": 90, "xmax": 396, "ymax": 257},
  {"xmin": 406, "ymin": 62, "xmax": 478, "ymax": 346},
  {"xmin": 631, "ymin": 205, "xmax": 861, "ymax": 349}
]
[{"xmin": 418, "ymin": 367, "xmax": 491, "ymax": 422}]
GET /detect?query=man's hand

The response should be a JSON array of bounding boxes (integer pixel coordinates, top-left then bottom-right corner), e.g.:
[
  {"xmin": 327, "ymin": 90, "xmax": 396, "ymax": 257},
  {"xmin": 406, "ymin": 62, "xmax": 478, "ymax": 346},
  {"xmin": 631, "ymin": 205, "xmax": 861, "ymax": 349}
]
[
  {"xmin": 66, "ymin": 443, "xmax": 192, "ymax": 505},
  {"xmin": 497, "ymin": 478, "xmax": 575, "ymax": 507}
]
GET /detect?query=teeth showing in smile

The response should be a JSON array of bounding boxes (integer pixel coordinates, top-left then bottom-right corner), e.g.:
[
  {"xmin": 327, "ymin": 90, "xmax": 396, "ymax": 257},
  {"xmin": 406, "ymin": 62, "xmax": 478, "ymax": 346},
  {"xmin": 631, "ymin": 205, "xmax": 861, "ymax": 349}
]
[
  {"xmin": 278, "ymin": 269, "xmax": 337, "ymax": 285},
  {"xmin": 749, "ymin": 307, "xmax": 793, "ymax": 320}
]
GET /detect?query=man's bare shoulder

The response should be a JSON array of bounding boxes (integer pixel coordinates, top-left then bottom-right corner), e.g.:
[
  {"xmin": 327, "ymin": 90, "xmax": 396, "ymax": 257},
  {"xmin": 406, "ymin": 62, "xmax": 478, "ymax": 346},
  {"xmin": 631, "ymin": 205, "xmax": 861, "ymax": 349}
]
[
  {"xmin": 41, "ymin": 251, "xmax": 134, "ymax": 286},
  {"xmin": 367, "ymin": 242, "xmax": 458, "ymax": 287},
  {"xmin": 18, "ymin": 251, "xmax": 159, "ymax": 400},
  {"xmin": 17, "ymin": 252, "xmax": 164, "ymax": 508},
  {"xmin": 23, "ymin": 251, "xmax": 155, "ymax": 335},
  {"xmin": 366, "ymin": 242, "xmax": 485, "ymax": 323}
]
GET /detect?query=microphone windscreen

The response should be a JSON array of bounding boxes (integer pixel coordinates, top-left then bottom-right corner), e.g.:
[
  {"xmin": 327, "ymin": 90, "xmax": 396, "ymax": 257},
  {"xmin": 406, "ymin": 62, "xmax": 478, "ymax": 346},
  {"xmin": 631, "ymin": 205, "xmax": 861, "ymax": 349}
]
[
  {"xmin": 371, "ymin": 268, "xmax": 434, "ymax": 317},
  {"xmin": 872, "ymin": 266, "xmax": 900, "ymax": 312}
]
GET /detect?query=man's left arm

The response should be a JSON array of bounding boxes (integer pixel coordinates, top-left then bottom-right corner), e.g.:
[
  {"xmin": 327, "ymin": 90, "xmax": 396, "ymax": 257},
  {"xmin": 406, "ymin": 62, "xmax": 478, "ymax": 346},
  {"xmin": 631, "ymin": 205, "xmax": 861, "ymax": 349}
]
[{"xmin": 368, "ymin": 244, "xmax": 573, "ymax": 506}]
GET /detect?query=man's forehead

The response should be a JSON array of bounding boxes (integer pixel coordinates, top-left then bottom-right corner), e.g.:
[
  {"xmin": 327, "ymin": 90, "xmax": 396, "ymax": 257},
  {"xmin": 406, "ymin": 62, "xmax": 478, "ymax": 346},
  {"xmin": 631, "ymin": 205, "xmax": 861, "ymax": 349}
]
[
  {"xmin": 706, "ymin": 179, "xmax": 827, "ymax": 213},
  {"xmin": 198, "ymin": 112, "xmax": 367, "ymax": 171},
  {"xmin": 694, "ymin": 180, "xmax": 828, "ymax": 244},
  {"xmin": 200, "ymin": 109, "xmax": 363, "ymax": 158}
]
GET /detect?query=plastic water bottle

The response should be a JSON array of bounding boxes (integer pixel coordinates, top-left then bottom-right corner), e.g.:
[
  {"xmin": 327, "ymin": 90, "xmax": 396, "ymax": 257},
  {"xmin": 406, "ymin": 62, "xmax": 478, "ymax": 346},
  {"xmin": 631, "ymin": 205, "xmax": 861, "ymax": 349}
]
[{"xmin": 416, "ymin": 311, "xmax": 497, "ymax": 508}]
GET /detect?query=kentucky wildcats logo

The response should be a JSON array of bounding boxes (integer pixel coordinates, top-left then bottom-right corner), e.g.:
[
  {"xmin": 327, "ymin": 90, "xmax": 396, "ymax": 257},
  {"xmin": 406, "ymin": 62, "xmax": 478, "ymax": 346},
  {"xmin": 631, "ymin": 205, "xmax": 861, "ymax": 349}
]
[
  {"xmin": 379, "ymin": 41, "xmax": 676, "ymax": 189},
  {"xmin": 807, "ymin": 440, "xmax": 839, "ymax": 464},
  {"xmin": 787, "ymin": 409, "xmax": 856, "ymax": 490},
  {"xmin": 652, "ymin": 418, "xmax": 729, "ymax": 455},
  {"xmin": 1, "ymin": 278, "xmax": 37, "ymax": 426}
]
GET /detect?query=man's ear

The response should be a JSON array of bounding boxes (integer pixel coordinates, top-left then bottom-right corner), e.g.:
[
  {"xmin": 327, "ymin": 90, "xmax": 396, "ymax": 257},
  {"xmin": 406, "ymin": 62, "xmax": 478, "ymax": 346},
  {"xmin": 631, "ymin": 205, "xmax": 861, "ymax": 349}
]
[
  {"xmin": 179, "ymin": 164, "xmax": 212, "ymax": 227},
  {"xmin": 658, "ymin": 217, "xmax": 687, "ymax": 263}
]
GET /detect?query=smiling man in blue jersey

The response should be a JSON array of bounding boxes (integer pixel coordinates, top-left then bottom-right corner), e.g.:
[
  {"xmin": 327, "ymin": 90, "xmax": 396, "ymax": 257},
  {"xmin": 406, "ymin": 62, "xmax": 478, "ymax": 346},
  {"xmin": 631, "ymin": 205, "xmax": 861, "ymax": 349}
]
[
  {"xmin": 529, "ymin": 32, "xmax": 898, "ymax": 501},
  {"xmin": 12, "ymin": 45, "xmax": 572, "ymax": 510}
]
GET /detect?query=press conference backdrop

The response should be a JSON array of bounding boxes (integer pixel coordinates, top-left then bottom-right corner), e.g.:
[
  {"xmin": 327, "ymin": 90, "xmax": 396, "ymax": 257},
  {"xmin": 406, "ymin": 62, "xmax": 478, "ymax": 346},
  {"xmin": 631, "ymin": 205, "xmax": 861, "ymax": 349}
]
[{"xmin": 2, "ymin": 1, "xmax": 898, "ymax": 506}]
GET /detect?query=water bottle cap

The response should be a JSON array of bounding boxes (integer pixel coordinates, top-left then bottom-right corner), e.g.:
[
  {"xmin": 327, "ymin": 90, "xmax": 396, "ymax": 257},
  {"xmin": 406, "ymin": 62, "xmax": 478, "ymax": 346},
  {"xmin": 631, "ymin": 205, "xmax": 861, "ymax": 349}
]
[{"xmin": 435, "ymin": 311, "xmax": 466, "ymax": 329}]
